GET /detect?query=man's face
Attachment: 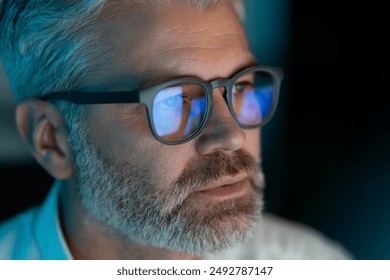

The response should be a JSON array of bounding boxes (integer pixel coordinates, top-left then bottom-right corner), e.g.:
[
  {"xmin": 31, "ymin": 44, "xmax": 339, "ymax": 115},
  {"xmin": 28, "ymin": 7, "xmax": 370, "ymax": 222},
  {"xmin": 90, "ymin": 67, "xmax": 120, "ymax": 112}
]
[{"xmin": 71, "ymin": 1, "xmax": 265, "ymax": 256}]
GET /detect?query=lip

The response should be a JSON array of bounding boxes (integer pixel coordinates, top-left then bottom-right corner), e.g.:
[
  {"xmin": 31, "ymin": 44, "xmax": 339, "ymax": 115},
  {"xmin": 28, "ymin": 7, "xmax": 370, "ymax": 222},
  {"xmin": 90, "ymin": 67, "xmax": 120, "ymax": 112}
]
[{"xmin": 195, "ymin": 174, "xmax": 249, "ymax": 198}]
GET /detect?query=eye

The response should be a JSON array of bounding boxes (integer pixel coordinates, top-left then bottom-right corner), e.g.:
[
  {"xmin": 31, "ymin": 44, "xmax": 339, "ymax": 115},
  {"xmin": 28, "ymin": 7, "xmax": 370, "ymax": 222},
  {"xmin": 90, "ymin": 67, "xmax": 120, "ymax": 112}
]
[
  {"xmin": 233, "ymin": 81, "xmax": 255, "ymax": 94},
  {"xmin": 154, "ymin": 85, "xmax": 189, "ymax": 111},
  {"xmin": 156, "ymin": 94, "xmax": 185, "ymax": 111},
  {"xmin": 165, "ymin": 94, "xmax": 182, "ymax": 106}
]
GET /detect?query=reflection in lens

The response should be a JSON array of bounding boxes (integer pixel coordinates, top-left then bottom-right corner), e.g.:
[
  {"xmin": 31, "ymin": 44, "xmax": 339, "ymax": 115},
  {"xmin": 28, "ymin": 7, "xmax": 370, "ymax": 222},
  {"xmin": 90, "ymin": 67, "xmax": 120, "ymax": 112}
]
[
  {"xmin": 233, "ymin": 72, "xmax": 274, "ymax": 126},
  {"xmin": 183, "ymin": 98, "xmax": 206, "ymax": 136},
  {"xmin": 152, "ymin": 84, "xmax": 207, "ymax": 142}
]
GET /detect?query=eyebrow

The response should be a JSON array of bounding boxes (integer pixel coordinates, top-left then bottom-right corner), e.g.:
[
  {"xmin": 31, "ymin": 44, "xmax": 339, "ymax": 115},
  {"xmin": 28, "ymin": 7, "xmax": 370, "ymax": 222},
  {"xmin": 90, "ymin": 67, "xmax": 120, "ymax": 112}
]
[{"xmin": 141, "ymin": 58, "xmax": 258, "ymax": 88}]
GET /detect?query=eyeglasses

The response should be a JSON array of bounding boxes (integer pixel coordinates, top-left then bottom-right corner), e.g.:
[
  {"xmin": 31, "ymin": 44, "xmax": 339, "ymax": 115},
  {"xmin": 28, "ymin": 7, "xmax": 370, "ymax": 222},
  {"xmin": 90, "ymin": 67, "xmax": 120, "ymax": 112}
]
[{"xmin": 42, "ymin": 65, "xmax": 284, "ymax": 145}]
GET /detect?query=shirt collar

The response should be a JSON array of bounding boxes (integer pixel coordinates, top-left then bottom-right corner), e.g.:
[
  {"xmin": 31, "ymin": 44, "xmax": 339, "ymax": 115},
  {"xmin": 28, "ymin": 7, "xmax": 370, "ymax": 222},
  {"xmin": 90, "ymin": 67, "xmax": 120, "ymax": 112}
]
[{"xmin": 33, "ymin": 180, "xmax": 73, "ymax": 260}]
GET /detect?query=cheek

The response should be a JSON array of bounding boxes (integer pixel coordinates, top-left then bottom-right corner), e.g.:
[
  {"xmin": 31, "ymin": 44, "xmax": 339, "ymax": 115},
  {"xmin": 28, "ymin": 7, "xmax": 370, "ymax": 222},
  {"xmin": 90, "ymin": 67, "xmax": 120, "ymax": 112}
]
[
  {"xmin": 87, "ymin": 104, "xmax": 154, "ymax": 159},
  {"xmin": 87, "ymin": 107, "xmax": 193, "ymax": 186}
]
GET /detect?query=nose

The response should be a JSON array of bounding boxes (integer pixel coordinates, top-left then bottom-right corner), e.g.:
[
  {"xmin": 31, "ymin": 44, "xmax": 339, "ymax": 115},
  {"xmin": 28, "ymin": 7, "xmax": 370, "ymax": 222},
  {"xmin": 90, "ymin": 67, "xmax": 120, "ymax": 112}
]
[{"xmin": 195, "ymin": 87, "xmax": 246, "ymax": 155}]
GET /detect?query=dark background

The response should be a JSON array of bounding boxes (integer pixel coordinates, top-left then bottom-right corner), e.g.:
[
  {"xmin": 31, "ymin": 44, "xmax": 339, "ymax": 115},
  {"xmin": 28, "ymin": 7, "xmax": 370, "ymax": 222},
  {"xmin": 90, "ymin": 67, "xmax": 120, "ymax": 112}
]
[
  {"xmin": 260, "ymin": 0, "xmax": 390, "ymax": 260},
  {"xmin": 1, "ymin": 0, "xmax": 389, "ymax": 259}
]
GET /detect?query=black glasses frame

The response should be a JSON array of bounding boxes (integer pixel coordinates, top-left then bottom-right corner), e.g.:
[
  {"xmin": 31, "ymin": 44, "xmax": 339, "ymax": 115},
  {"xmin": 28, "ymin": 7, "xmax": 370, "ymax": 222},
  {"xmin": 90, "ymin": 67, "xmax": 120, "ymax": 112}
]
[{"xmin": 42, "ymin": 65, "xmax": 284, "ymax": 145}]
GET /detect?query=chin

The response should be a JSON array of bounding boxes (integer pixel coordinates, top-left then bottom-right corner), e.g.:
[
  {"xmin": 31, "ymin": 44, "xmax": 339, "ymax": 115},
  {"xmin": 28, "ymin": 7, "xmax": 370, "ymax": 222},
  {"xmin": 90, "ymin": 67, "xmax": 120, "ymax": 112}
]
[{"xmin": 151, "ymin": 189, "xmax": 263, "ymax": 256}]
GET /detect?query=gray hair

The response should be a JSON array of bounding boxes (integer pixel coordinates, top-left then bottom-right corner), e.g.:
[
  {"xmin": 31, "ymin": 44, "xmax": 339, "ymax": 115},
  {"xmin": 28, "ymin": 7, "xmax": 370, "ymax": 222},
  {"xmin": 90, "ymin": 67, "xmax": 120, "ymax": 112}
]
[{"xmin": 0, "ymin": 0, "xmax": 244, "ymax": 103}]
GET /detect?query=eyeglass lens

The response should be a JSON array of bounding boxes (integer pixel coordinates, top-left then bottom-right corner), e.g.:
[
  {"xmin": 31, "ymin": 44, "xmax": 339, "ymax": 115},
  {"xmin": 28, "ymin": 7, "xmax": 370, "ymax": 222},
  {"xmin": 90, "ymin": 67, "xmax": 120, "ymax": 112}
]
[
  {"xmin": 152, "ymin": 70, "xmax": 275, "ymax": 142},
  {"xmin": 232, "ymin": 71, "xmax": 274, "ymax": 126}
]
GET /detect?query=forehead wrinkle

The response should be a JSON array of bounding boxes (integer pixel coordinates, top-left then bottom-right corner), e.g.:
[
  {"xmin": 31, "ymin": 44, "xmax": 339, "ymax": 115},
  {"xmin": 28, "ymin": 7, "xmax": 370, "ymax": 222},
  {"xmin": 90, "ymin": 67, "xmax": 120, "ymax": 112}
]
[
  {"xmin": 118, "ymin": 27, "xmax": 255, "ymax": 84},
  {"xmin": 158, "ymin": 31, "xmax": 245, "ymax": 48},
  {"xmin": 99, "ymin": 1, "xmax": 252, "ymax": 88},
  {"xmin": 130, "ymin": 26, "xmax": 250, "ymax": 77},
  {"xmin": 150, "ymin": 34, "xmax": 253, "ymax": 71},
  {"xmin": 155, "ymin": 16, "xmax": 244, "ymax": 39},
  {"xmin": 143, "ymin": 1, "xmax": 245, "ymax": 44},
  {"xmin": 153, "ymin": 26, "xmax": 248, "ymax": 56}
]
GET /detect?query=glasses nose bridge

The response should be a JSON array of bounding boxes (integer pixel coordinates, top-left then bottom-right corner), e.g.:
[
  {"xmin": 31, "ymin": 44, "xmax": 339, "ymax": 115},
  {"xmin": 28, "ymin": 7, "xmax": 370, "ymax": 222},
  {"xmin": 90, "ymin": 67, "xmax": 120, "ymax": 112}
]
[
  {"xmin": 206, "ymin": 78, "xmax": 234, "ymax": 124},
  {"xmin": 210, "ymin": 78, "xmax": 229, "ymax": 92},
  {"xmin": 210, "ymin": 79, "xmax": 230, "ymax": 103}
]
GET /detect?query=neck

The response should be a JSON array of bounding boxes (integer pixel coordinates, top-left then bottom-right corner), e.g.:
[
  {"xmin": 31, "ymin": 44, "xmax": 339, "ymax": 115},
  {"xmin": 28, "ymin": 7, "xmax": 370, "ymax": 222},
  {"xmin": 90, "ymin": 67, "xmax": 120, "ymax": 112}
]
[{"xmin": 59, "ymin": 180, "xmax": 201, "ymax": 260}]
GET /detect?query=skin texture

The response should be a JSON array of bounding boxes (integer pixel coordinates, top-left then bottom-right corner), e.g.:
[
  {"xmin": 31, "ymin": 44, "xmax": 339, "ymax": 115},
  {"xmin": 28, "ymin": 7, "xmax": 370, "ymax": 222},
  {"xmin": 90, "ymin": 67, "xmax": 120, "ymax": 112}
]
[{"xmin": 16, "ymin": 1, "xmax": 263, "ymax": 259}]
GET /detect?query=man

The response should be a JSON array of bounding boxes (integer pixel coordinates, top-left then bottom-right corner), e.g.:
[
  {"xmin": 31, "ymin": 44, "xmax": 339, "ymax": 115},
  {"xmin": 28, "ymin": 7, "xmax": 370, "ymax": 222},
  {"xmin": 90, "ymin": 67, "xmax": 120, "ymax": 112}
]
[{"xmin": 0, "ymin": 0, "xmax": 351, "ymax": 260}]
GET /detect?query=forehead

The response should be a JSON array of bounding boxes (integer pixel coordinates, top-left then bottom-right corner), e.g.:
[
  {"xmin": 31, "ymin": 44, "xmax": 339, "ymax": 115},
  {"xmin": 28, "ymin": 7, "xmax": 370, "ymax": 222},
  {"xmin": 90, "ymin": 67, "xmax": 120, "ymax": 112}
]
[{"xmin": 98, "ymin": 1, "xmax": 256, "ymax": 89}]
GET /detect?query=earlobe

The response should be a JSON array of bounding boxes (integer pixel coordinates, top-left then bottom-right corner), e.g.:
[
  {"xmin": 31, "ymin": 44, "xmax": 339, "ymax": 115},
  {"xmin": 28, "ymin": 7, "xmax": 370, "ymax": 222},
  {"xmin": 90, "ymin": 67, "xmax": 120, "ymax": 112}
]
[{"xmin": 16, "ymin": 99, "xmax": 73, "ymax": 179}]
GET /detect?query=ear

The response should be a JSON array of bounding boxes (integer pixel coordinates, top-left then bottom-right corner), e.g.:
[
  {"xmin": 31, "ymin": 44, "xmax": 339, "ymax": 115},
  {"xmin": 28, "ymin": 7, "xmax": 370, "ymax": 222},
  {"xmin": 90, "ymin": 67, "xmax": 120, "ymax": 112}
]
[{"xmin": 16, "ymin": 98, "xmax": 73, "ymax": 179}]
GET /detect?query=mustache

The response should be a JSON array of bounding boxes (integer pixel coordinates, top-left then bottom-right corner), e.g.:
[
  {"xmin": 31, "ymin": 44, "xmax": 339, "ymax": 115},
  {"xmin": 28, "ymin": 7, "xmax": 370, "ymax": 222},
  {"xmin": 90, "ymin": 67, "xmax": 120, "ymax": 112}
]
[
  {"xmin": 174, "ymin": 149, "xmax": 262, "ymax": 193},
  {"xmin": 155, "ymin": 149, "xmax": 264, "ymax": 216}
]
